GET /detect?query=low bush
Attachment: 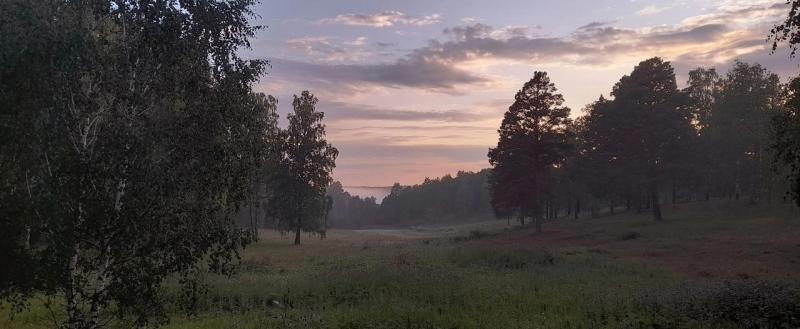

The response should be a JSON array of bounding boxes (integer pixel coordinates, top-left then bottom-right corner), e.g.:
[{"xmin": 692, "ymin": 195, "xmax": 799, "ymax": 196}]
[{"xmin": 640, "ymin": 280, "xmax": 800, "ymax": 328}]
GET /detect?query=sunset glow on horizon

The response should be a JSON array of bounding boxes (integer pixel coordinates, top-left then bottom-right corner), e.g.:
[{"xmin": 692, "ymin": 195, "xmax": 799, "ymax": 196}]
[{"xmin": 249, "ymin": 0, "xmax": 797, "ymax": 186}]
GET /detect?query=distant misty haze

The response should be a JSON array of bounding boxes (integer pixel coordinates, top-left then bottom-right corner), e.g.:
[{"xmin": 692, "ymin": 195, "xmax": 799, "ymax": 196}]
[{"xmin": 343, "ymin": 186, "xmax": 392, "ymax": 203}]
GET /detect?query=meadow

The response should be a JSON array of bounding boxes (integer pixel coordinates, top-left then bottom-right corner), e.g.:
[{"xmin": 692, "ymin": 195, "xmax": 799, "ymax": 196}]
[{"xmin": 4, "ymin": 201, "xmax": 800, "ymax": 329}]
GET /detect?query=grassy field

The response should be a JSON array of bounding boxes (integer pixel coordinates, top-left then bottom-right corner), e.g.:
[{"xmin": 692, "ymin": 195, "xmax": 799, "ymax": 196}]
[{"xmin": 4, "ymin": 201, "xmax": 800, "ymax": 328}]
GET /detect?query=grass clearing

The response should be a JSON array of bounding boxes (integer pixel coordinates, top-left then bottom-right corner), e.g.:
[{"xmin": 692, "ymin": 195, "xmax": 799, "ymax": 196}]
[{"xmin": 4, "ymin": 201, "xmax": 800, "ymax": 328}]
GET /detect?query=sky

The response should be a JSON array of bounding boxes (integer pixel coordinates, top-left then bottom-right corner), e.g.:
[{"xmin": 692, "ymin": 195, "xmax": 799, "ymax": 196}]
[{"xmin": 245, "ymin": 0, "xmax": 797, "ymax": 188}]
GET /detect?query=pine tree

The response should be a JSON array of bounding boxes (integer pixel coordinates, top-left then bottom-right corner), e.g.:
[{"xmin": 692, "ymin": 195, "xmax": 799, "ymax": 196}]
[{"xmin": 488, "ymin": 72, "xmax": 572, "ymax": 233}]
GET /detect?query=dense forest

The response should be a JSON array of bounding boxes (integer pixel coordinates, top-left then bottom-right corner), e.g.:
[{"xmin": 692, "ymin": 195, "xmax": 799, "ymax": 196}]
[{"xmin": 487, "ymin": 58, "xmax": 796, "ymax": 230}]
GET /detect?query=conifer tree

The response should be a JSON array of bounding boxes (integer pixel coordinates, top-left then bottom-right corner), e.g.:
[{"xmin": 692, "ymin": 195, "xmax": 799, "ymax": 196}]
[{"xmin": 488, "ymin": 72, "xmax": 572, "ymax": 233}]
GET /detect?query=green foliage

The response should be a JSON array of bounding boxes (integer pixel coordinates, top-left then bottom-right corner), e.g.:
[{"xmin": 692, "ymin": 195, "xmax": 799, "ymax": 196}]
[
  {"xmin": 157, "ymin": 246, "xmax": 676, "ymax": 329},
  {"xmin": 267, "ymin": 91, "xmax": 338, "ymax": 244},
  {"xmin": 5, "ymin": 202, "xmax": 800, "ymax": 329},
  {"xmin": 0, "ymin": 0, "xmax": 270, "ymax": 327}
]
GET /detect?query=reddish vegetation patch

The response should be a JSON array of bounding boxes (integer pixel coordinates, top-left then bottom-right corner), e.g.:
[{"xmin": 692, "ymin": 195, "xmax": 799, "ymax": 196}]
[{"xmin": 468, "ymin": 208, "xmax": 800, "ymax": 279}]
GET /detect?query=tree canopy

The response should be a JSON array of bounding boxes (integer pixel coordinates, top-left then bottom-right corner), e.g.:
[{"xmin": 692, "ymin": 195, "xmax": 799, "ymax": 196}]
[
  {"xmin": 488, "ymin": 71, "xmax": 572, "ymax": 232},
  {"xmin": 267, "ymin": 91, "xmax": 338, "ymax": 245},
  {"xmin": 0, "ymin": 0, "xmax": 271, "ymax": 327}
]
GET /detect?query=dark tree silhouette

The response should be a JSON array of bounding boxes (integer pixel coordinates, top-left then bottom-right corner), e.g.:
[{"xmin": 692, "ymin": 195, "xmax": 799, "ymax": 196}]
[
  {"xmin": 773, "ymin": 78, "xmax": 800, "ymax": 206},
  {"xmin": 269, "ymin": 91, "xmax": 338, "ymax": 245},
  {"xmin": 770, "ymin": 0, "xmax": 800, "ymax": 57},
  {"xmin": 686, "ymin": 68, "xmax": 720, "ymax": 134},
  {"xmin": 769, "ymin": 4, "xmax": 800, "ymax": 206},
  {"xmin": 685, "ymin": 68, "xmax": 721, "ymax": 200},
  {"xmin": 582, "ymin": 58, "xmax": 694, "ymax": 221},
  {"xmin": 575, "ymin": 96, "xmax": 632, "ymax": 216},
  {"xmin": 710, "ymin": 62, "xmax": 782, "ymax": 202},
  {"xmin": 488, "ymin": 72, "xmax": 572, "ymax": 233}
]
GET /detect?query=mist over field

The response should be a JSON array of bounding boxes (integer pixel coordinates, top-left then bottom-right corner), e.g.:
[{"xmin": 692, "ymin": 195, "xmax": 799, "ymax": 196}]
[{"xmin": 6, "ymin": 1, "xmax": 800, "ymax": 329}]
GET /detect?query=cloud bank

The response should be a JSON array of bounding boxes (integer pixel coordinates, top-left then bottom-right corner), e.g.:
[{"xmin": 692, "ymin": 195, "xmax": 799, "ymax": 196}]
[{"xmin": 317, "ymin": 11, "xmax": 441, "ymax": 27}]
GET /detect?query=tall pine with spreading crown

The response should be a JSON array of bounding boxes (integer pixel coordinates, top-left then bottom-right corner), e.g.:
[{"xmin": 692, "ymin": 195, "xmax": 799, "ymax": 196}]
[{"xmin": 488, "ymin": 72, "xmax": 572, "ymax": 233}]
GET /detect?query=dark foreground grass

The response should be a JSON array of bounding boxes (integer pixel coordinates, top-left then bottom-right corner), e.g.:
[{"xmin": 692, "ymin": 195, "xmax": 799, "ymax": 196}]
[
  {"xmin": 4, "ymin": 203, "xmax": 800, "ymax": 328},
  {"xmin": 155, "ymin": 244, "xmax": 799, "ymax": 329},
  {"xmin": 157, "ymin": 247, "xmax": 673, "ymax": 329}
]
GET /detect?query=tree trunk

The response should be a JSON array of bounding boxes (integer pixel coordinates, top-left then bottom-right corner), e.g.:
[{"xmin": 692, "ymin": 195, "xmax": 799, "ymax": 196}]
[
  {"xmin": 534, "ymin": 216, "xmax": 542, "ymax": 234},
  {"xmin": 671, "ymin": 177, "xmax": 677, "ymax": 204},
  {"xmin": 567, "ymin": 198, "xmax": 572, "ymax": 216},
  {"xmin": 294, "ymin": 226, "xmax": 301, "ymax": 245},
  {"xmin": 544, "ymin": 201, "xmax": 550, "ymax": 220},
  {"xmin": 767, "ymin": 179, "xmax": 773, "ymax": 205},
  {"xmin": 625, "ymin": 190, "xmax": 631, "ymax": 212},
  {"xmin": 636, "ymin": 191, "xmax": 642, "ymax": 213},
  {"xmin": 66, "ymin": 250, "xmax": 81, "ymax": 329},
  {"xmin": 735, "ymin": 183, "xmax": 741, "ymax": 201},
  {"xmin": 24, "ymin": 227, "xmax": 31, "ymax": 250},
  {"xmin": 651, "ymin": 182, "xmax": 663, "ymax": 221},
  {"xmin": 574, "ymin": 200, "xmax": 580, "ymax": 220}
]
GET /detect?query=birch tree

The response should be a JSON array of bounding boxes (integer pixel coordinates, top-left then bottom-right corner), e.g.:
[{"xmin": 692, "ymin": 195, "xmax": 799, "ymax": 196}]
[{"xmin": 0, "ymin": 0, "xmax": 273, "ymax": 327}]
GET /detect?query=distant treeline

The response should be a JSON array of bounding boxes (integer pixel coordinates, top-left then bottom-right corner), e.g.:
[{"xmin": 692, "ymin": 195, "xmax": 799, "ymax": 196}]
[{"xmin": 326, "ymin": 170, "xmax": 493, "ymax": 228}]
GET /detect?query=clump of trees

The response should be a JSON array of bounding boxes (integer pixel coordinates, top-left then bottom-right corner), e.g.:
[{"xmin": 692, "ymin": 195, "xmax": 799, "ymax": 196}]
[
  {"xmin": 0, "ymin": 0, "xmax": 272, "ymax": 327},
  {"xmin": 577, "ymin": 58, "xmax": 694, "ymax": 221},
  {"xmin": 488, "ymin": 57, "xmax": 794, "ymax": 232},
  {"xmin": 0, "ymin": 0, "xmax": 337, "ymax": 327},
  {"xmin": 770, "ymin": 0, "xmax": 800, "ymax": 207}
]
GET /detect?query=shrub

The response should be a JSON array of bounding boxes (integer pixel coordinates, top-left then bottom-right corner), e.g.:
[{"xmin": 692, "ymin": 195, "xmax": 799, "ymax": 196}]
[{"xmin": 641, "ymin": 280, "xmax": 800, "ymax": 328}]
